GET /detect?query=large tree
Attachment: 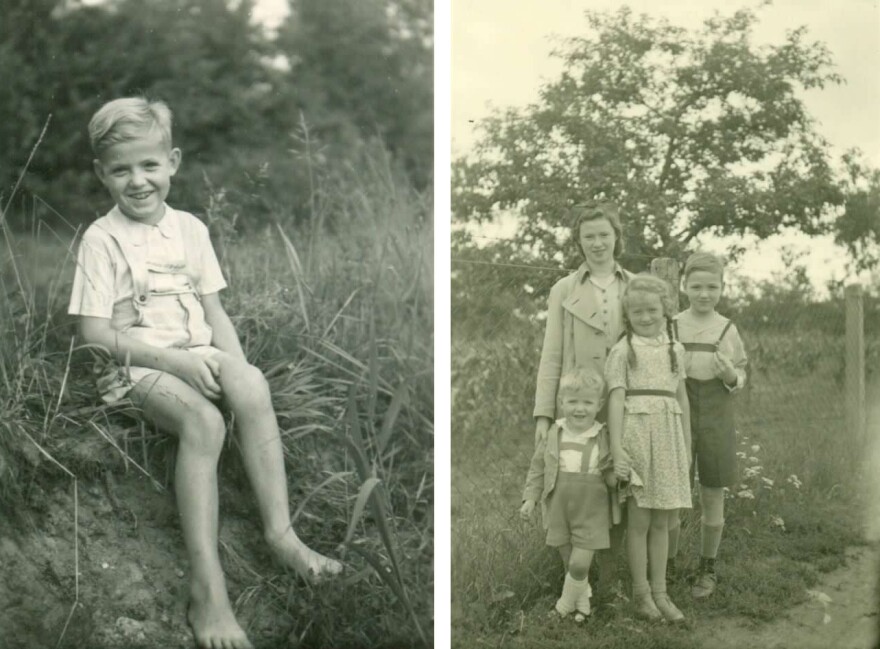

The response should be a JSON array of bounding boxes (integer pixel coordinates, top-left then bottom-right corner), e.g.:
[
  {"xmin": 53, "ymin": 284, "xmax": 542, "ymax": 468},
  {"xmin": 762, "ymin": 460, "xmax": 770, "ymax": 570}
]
[{"xmin": 453, "ymin": 6, "xmax": 847, "ymax": 268}]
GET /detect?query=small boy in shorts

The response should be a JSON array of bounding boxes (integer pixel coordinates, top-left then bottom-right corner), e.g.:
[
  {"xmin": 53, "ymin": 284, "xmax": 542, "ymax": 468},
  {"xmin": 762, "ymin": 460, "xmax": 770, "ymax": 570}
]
[
  {"xmin": 520, "ymin": 367, "xmax": 617, "ymax": 621},
  {"xmin": 68, "ymin": 97, "xmax": 342, "ymax": 649}
]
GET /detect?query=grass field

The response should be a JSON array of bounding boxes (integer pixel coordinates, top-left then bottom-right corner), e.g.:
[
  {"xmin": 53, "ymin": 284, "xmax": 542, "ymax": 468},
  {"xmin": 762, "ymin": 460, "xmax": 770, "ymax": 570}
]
[
  {"xmin": 0, "ymin": 142, "xmax": 433, "ymax": 648},
  {"xmin": 452, "ymin": 327, "xmax": 870, "ymax": 649}
]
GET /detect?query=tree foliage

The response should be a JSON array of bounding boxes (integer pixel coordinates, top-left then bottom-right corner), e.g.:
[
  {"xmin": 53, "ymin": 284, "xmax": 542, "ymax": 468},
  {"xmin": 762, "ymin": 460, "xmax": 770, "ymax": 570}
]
[
  {"xmin": 834, "ymin": 151, "xmax": 880, "ymax": 270},
  {"xmin": 0, "ymin": 0, "xmax": 432, "ymax": 228},
  {"xmin": 453, "ymin": 6, "xmax": 848, "ymax": 266}
]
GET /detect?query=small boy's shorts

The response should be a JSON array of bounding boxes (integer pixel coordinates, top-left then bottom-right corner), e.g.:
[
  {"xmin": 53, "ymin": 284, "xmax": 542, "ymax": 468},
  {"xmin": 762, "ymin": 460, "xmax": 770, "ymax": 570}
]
[{"xmin": 546, "ymin": 472, "xmax": 611, "ymax": 550}]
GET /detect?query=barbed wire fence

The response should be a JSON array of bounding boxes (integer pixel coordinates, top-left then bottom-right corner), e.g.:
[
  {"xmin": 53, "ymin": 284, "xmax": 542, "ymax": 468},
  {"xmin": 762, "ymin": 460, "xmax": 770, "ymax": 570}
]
[{"xmin": 450, "ymin": 251, "xmax": 878, "ymax": 628}]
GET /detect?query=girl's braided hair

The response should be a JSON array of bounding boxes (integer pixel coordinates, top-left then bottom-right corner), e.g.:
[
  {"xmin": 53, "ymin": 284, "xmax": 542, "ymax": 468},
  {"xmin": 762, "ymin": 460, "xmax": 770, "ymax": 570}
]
[{"xmin": 621, "ymin": 274, "xmax": 678, "ymax": 374}]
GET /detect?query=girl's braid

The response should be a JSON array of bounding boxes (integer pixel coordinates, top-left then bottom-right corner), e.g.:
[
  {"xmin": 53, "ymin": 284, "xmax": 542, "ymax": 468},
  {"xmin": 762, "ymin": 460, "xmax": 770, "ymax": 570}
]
[
  {"xmin": 665, "ymin": 316, "xmax": 678, "ymax": 374},
  {"xmin": 625, "ymin": 326, "xmax": 636, "ymax": 369}
]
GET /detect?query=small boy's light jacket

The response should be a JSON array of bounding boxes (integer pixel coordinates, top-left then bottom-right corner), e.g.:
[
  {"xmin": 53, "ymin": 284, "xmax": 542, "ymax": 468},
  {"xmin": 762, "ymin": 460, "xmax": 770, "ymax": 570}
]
[{"xmin": 521, "ymin": 422, "xmax": 614, "ymax": 529}]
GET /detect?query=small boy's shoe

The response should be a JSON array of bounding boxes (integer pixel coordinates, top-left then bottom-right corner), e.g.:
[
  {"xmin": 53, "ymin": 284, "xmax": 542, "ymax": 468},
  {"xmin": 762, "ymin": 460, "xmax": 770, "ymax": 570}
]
[
  {"xmin": 691, "ymin": 571, "xmax": 717, "ymax": 599},
  {"xmin": 573, "ymin": 581, "xmax": 592, "ymax": 622},
  {"xmin": 653, "ymin": 593, "xmax": 685, "ymax": 623},
  {"xmin": 633, "ymin": 593, "xmax": 663, "ymax": 621}
]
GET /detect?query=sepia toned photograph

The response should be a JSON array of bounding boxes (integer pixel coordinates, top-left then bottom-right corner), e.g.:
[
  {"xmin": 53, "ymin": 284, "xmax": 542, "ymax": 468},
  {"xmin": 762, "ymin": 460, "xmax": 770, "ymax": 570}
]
[
  {"xmin": 452, "ymin": 1, "xmax": 879, "ymax": 647},
  {"xmin": 0, "ymin": 1, "xmax": 433, "ymax": 648}
]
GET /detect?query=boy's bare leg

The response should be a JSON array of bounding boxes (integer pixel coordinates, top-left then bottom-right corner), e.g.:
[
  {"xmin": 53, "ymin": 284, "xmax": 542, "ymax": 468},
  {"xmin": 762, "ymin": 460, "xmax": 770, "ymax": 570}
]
[
  {"xmin": 213, "ymin": 353, "xmax": 342, "ymax": 581},
  {"xmin": 130, "ymin": 373, "xmax": 253, "ymax": 649},
  {"xmin": 558, "ymin": 544, "xmax": 572, "ymax": 570}
]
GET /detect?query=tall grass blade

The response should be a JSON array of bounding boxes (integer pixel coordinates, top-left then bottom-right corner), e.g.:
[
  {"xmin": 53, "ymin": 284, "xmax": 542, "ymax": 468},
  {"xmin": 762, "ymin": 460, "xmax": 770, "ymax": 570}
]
[
  {"xmin": 321, "ymin": 287, "xmax": 362, "ymax": 339},
  {"xmin": 343, "ymin": 476, "xmax": 381, "ymax": 545},
  {"xmin": 377, "ymin": 382, "xmax": 408, "ymax": 456},
  {"xmin": 274, "ymin": 223, "xmax": 311, "ymax": 333},
  {"xmin": 367, "ymin": 306, "xmax": 378, "ymax": 425},
  {"xmin": 345, "ymin": 384, "xmax": 371, "ymax": 481}
]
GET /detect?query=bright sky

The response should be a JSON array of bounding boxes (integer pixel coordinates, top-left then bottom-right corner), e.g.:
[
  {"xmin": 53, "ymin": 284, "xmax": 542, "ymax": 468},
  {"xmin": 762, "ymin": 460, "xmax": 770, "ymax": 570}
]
[
  {"xmin": 250, "ymin": 0, "xmax": 289, "ymax": 29},
  {"xmin": 452, "ymin": 0, "xmax": 880, "ymax": 292}
]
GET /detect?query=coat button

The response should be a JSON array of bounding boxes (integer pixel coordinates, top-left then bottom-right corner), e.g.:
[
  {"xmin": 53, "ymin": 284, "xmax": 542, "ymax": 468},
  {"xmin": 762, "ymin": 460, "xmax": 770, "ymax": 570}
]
[{"xmin": 139, "ymin": 295, "xmax": 147, "ymax": 302}]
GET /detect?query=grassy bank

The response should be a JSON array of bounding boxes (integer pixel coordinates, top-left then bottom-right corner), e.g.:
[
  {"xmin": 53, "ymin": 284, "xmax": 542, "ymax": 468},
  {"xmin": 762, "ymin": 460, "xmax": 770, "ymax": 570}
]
[
  {"xmin": 452, "ymin": 328, "xmax": 867, "ymax": 649},
  {"xmin": 0, "ymin": 142, "xmax": 433, "ymax": 648}
]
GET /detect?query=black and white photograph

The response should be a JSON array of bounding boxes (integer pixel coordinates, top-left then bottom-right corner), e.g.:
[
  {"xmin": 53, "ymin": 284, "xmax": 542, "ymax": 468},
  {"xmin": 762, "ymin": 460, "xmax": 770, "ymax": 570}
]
[
  {"xmin": 0, "ymin": 1, "xmax": 433, "ymax": 648},
  {"xmin": 452, "ymin": 1, "xmax": 880, "ymax": 647}
]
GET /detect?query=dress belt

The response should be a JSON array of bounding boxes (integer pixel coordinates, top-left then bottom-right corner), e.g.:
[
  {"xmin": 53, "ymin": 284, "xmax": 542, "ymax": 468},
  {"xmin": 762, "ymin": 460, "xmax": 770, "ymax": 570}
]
[{"xmin": 625, "ymin": 389, "xmax": 676, "ymax": 398}]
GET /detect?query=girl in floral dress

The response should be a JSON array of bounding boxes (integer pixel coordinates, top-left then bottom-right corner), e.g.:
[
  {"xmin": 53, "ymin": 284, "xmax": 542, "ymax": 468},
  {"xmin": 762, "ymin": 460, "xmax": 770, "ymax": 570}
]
[{"xmin": 605, "ymin": 275, "xmax": 692, "ymax": 622}]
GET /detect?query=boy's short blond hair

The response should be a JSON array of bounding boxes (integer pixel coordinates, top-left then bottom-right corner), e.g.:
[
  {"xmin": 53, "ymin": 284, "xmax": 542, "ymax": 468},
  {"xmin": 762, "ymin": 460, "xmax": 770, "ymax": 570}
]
[
  {"xmin": 683, "ymin": 251, "xmax": 725, "ymax": 282},
  {"xmin": 89, "ymin": 97, "xmax": 173, "ymax": 156},
  {"xmin": 558, "ymin": 367, "xmax": 605, "ymax": 400}
]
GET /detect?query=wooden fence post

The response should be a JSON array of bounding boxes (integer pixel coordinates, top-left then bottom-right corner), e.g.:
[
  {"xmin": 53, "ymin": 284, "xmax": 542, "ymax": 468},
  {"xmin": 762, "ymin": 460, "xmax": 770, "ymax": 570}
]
[
  {"xmin": 845, "ymin": 284, "xmax": 866, "ymax": 447},
  {"xmin": 650, "ymin": 257, "xmax": 680, "ymax": 311}
]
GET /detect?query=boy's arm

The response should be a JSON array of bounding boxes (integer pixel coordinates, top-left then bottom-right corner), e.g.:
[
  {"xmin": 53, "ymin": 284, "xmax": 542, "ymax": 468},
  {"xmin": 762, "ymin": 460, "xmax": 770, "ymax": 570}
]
[
  {"xmin": 676, "ymin": 378, "xmax": 692, "ymax": 459},
  {"xmin": 200, "ymin": 292, "xmax": 246, "ymax": 361},
  {"xmin": 522, "ymin": 437, "xmax": 547, "ymax": 504},
  {"xmin": 79, "ymin": 316, "xmax": 221, "ymax": 399}
]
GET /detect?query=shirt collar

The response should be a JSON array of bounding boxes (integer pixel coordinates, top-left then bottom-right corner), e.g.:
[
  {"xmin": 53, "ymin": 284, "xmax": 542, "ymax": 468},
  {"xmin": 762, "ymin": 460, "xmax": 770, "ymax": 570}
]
[
  {"xmin": 579, "ymin": 262, "xmax": 626, "ymax": 284},
  {"xmin": 555, "ymin": 418, "xmax": 603, "ymax": 439},
  {"xmin": 107, "ymin": 204, "xmax": 177, "ymax": 246},
  {"xmin": 632, "ymin": 331, "xmax": 669, "ymax": 346}
]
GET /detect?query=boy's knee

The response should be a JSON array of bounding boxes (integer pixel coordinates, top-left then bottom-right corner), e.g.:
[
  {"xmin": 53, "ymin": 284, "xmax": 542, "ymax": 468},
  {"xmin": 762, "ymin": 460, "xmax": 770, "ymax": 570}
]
[
  {"xmin": 223, "ymin": 361, "xmax": 270, "ymax": 405},
  {"xmin": 180, "ymin": 403, "xmax": 226, "ymax": 451}
]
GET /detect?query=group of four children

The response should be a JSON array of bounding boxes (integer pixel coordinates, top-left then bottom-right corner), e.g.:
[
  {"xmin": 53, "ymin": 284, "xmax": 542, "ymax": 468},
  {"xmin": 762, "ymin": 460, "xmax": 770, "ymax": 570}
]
[{"xmin": 521, "ymin": 201, "xmax": 747, "ymax": 624}]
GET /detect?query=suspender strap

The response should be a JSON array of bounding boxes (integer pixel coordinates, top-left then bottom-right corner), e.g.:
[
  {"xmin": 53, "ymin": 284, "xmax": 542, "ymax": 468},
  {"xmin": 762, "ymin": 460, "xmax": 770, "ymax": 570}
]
[
  {"xmin": 672, "ymin": 319, "xmax": 679, "ymax": 341},
  {"xmin": 678, "ymin": 319, "xmax": 734, "ymax": 352},
  {"xmin": 681, "ymin": 342, "xmax": 717, "ymax": 352},
  {"xmin": 626, "ymin": 389, "xmax": 676, "ymax": 398},
  {"xmin": 717, "ymin": 320, "xmax": 733, "ymax": 346},
  {"xmin": 558, "ymin": 437, "xmax": 600, "ymax": 474}
]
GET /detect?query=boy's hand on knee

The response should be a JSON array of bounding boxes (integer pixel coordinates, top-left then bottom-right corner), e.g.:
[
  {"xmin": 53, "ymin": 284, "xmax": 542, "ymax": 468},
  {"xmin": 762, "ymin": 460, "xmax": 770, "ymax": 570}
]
[
  {"xmin": 173, "ymin": 353, "xmax": 222, "ymax": 399},
  {"xmin": 204, "ymin": 356, "xmax": 222, "ymax": 380},
  {"xmin": 520, "ymin": 499, "xmax": 536, "ymax": 520}
]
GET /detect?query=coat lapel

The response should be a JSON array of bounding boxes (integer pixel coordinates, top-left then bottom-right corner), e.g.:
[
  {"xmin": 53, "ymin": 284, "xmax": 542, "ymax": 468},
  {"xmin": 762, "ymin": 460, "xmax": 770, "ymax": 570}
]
[{"xmin": 561, "ymin": 274, "xmax": 605, "ymax": 332}]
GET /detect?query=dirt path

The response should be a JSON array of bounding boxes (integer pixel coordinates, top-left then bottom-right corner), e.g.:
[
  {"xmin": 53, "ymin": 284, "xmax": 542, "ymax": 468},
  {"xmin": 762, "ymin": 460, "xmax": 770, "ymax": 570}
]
[{"xmin": 693, "ymin": 545, "xmax": 879, "ymax": 649}]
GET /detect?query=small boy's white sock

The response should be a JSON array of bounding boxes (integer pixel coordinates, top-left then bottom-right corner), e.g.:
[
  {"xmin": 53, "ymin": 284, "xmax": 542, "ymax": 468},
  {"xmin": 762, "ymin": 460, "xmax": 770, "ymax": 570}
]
[
  {"xmin": 575, "ymin": 577, "xmax": 592, "ymax": 615},
  {"xmin": 555, "ymin": 573, "xmax": 588, "ymax": 616}
]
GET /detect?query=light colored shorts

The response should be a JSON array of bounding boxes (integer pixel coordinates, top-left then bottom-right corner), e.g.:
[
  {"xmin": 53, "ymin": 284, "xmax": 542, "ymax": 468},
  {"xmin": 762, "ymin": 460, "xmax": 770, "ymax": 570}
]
[{"xmin": 96, "ymin": 345, "xmax": 223, "ymax": 404}]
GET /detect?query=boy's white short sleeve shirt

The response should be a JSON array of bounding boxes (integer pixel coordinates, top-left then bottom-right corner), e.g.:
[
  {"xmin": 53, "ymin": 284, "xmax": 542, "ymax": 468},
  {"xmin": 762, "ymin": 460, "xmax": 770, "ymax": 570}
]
[{"xmin": 68, "ymin": 205, "xmax": 227, "ymax": 319}]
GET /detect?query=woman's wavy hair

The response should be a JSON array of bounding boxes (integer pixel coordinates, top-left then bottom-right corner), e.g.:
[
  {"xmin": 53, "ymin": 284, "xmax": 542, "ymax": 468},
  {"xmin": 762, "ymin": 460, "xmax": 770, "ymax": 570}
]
[
  {"xmin": 569, "ymin": 200, "xmax": 625, "ymax": 261},
  {"xmin": 621, "ymin": 274, "xmax": 678, "ymax": 374}
]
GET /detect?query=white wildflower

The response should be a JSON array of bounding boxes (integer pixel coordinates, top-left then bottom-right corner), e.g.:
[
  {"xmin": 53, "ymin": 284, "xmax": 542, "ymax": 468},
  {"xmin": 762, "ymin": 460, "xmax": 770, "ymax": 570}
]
[
  {"xmin": 736, "ymin": 451, "xmax": 747, "ymax": 459},
  {"xmin": 748, "ymin": 456, "xmax": 760, "ymax": 464},
  {"xmin": 787, "ymin": 474, "xmax": 803, "ymax": 490},
  {"xmin": 750, "ymin": 444, "xmax": 761, "ymax": 453},
  {"xmin": 761, "ymin": 477, "xmax": 774, "ymax": 487},
  {"xmin": 770, "ymin": 515, "xmax": 785, "ymax": 531}
]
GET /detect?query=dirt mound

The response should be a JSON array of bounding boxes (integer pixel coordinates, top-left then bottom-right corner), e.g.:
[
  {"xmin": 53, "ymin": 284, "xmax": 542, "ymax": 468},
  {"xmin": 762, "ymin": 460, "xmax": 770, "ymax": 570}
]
[{"xmin": 0, "ymin": 470, "xmax": 293, "ymax": 649}]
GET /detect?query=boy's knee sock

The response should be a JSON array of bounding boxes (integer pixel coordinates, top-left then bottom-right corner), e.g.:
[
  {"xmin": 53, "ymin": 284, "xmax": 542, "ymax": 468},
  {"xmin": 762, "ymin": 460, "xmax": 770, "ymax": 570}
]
[
  {"xmin": 556, "ymin": 573, "xmax": 588, "ymax": 615},
  {"xmin": 575, "ymin": 576, "xmax": 593, "ymax": 614},
  {"xmin": 700, "ymin": 522, "xmax": 724, "ymax": 560}
]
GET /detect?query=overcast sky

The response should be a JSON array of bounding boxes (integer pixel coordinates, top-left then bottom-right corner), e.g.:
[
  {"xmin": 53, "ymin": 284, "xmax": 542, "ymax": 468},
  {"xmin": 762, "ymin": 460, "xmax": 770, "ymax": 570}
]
[{"xmin": 452, "ymin": 0, "xmax": 880, "ymax": 289}]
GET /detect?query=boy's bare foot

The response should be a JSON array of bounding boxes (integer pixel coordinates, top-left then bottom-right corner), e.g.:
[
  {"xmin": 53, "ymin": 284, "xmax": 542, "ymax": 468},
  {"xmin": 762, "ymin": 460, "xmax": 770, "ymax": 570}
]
[
  {"xmin": 266, "ymin": 525, "xmax": 343, "ymax": 583},
  {"xmin": 187, "ymin": 590, "xmax": 254, "ymax": 649}
]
